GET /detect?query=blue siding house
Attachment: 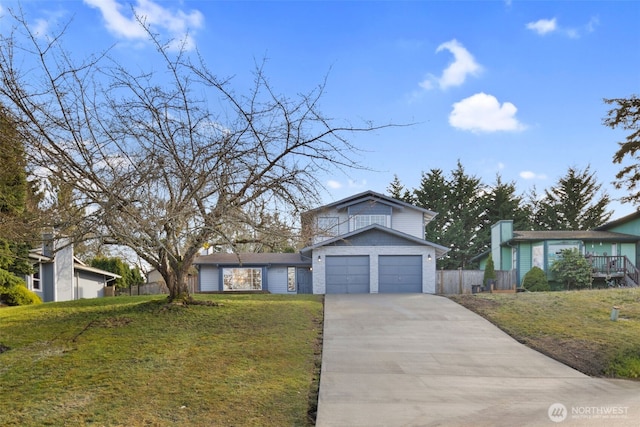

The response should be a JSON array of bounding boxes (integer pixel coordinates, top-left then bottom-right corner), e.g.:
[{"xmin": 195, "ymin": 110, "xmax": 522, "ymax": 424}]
[{"xmin": 195, "ymin": 190, "xmax": 449, "ymax": 294}]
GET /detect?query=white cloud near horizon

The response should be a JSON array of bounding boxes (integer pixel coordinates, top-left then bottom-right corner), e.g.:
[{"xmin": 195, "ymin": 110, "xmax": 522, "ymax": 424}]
[
  {"xmin": 83, "ymin": 0, "xmax": 204, "ymax": 50},
  {"xmin": 449, "ymin": 93, "xmax": 526, "ymax": 133},
  {"xmin": 520, "ymin": 171, "xmax": 547, "ymax": 180},
  {"xmin": 419, "ymin": 39, "xmax": 482, "ymax": 90}
]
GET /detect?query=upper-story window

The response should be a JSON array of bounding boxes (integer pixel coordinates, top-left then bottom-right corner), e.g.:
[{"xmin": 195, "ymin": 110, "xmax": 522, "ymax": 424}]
[
  {"xmin": 317, "ymin": 217, "xmax": 340, "ymax": 238},
  {"xmin": 350, "ymin": 214, "xmax": 390, "ymax": 231}
]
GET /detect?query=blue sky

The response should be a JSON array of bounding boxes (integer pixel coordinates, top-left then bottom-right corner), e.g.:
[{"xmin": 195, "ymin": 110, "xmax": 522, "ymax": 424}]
[{"xmin": 2, "ymin": 0, "xmax": 639, "ymax": 220}]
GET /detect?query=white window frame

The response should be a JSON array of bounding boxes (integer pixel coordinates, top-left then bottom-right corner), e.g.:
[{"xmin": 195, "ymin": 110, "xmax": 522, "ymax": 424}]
[
  {"xmin": 287, "ymin": 267, "xmax": 296, "ymax": 292},
  {"xmin": 222, "ymin": 268, "xmax": 263, "ymax": 291},
  {"xmin": 350, "ymin": 214, "xmax": 390, "ymax": 231},
  {"xmin": 32, "ymin": 263, "xmax": 42, "ymax": 291},
  {"xmin": 317, "ymin": 216, "xmax": 340, "ymax": 238}
]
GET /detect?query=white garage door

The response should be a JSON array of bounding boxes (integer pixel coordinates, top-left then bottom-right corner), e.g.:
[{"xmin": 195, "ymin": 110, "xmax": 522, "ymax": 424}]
[
  {"xmin": 378, "ymin": 255, "xmax": 422, "ymax": 293},
  {"xmin": 325, "ymin": 256, "xmax": 370, "ymax": 294}
]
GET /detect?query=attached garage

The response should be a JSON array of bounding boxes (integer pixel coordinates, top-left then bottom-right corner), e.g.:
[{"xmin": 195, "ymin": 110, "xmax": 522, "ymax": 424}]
[
  {"xmin": 378, "ymin": 255, "xmax": 422, "ymax": 293},
  {"xmin": 325, "ymin": 255, "xmax": 370, "ymax": 294}
]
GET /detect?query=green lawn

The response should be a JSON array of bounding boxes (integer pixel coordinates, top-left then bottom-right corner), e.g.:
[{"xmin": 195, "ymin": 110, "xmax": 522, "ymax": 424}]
[
  {"xmin": 0, "ymin": 294, "xmax": 324, "ymax": 426},
  {"xmin": 450, "ymin": 288, "xmax": 640, "ymax": 379}
]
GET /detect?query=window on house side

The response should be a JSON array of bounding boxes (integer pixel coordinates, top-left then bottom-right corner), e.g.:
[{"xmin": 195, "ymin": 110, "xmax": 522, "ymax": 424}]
[
  {"xmin": 287, "ymin": 267, "xmax": 296, "ymax": 292},
  {"xmin": 32, "ymin": 264, "xmax": 41, "ymax": 291},
  {"xmin": 317, "ymin": 217, "xmax": 339, "ymax": 237},
  {"xmin": 222, "ymin": 268, "xmax": 262, "ymax": 291}
]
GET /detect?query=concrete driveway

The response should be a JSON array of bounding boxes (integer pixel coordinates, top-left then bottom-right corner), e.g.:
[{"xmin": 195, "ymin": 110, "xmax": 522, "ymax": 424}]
[{"xmin": 316, "ymin": 294, "xmax": 640, "ymax": 426}]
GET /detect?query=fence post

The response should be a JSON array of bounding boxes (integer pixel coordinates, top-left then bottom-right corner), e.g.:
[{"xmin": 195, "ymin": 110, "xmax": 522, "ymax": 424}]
[{"xmin": 458, "ymin": 268, "xmax": 463, "ymax": 294}]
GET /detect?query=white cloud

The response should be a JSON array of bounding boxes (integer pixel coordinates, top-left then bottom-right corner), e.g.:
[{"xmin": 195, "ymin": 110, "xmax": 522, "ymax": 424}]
[
  {"xmin": 32, "ymin": 18, "xmax": 50, "ymax": 38},
  {"xmin": 526, "ymin": 18, "xmax": 557, "ymax": 35},
  {"xmin": 527, "ymin": 17, "xmax": 598, "ymax": 39},
  {"xmin": 327, "ymin": 180, "xmax": 342, "ymax": 189},
  {"xmin": 449, "ymin": 93, "xmax": 526, "ymax": 133},
  {"xmin": 83, "ymin": 0, "xmax": 204, "ymax": 51},
  {"xmin": 520, "ymin": 171, "xmax": 547, "ymax": 180},
  {"xmin": 419, "ymin": 39, "xmax": 482, "ymax": 91}
]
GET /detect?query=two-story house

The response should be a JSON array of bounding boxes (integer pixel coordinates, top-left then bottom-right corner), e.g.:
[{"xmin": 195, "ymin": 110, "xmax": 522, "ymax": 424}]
[{"xmin": 194, "ymin": 190, "xmax": 448, "ymax": 294}]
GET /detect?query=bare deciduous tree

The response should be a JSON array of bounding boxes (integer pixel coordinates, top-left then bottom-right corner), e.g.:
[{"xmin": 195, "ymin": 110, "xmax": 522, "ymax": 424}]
[{"xmin": 0, "ymin": 12, "xmax": 385, "ymax": 302}]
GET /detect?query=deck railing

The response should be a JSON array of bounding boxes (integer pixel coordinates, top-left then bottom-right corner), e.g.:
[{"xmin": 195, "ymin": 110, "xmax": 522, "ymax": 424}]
[{"xmin": 588, "ymin": 255, "xmax": 639, "ymax": 286}]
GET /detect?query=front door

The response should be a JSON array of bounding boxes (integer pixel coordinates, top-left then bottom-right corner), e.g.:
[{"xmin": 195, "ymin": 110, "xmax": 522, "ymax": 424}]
[{"xmin": 297, "ymin": 267, "xmax": 313, "ymax": 294}]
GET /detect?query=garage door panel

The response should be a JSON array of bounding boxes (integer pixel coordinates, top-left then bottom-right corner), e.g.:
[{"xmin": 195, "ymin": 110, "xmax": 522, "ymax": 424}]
[
  {"xmin": 326, "ymin": 256, "xmax": 370, "ymax": 294},
  {"xmin": 379, "ymin": 255, "xmax": 422, "ymax": 293}
]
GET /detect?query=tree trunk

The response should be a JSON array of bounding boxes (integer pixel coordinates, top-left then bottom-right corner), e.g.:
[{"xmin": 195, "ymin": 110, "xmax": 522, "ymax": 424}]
[{"xmin": 160, "ymin": 263, "xmax": 190, "ymax": 303}]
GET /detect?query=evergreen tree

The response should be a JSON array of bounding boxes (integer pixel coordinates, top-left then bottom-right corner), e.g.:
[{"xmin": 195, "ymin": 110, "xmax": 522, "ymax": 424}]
[
  {"xmin": 603, "ymin": 95, "xmax": 640, "ymax": 205},
  {"xmin": 413, "ymin": 161, "xmax": 485, "ymax": 269},
  {"xmin": 483, "ymin": 253, "xmax": 497, "ymax": 286},
  {"xmin": 532, "ymin": 166, "xmax": 611, "ymax": 230},
  {"xmin": 413, "ymin": 168, "xmax": 450, "ymax": 248},
  {"xmin": 387, "ymin": 175, "xmax": 414, "ymax": 203},
  {"xmin": 0, "ymin": 105, "xmax": 41, "ymax": 276},
  {"xmin": 89, "ymin": 256, "xmax": 130, "ymax": 289},
  {"xmin": 477, "ymin": 174, "xmax": 531, "ymax": 252}
]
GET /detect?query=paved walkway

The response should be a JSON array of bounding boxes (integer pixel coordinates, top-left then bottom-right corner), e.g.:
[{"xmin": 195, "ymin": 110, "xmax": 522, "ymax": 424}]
[{"xmin": 316, "ymin": 294, "xmax": 640, "ymax": 426}]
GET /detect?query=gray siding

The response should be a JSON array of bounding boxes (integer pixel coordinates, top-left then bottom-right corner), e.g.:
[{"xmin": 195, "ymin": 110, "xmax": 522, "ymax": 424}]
[
  {"xmin": 75, "ymin": 271, "xmax": 107, "ymax": 299},
  {"xmin": 390, "ymin": 208, "xmax": 425, "ymax": 239},
  {"xmin": 199, "ymin": 265, "xmax": 220, "ymax": 292},
  {"xmin": 267, "ymin": 266, "xmax": 289, "ymax": 294},
  {"xmin": 347, "ymin": 202, "xmax": 392, "ymax": 216},
  {"xmin": 330, "ymin": 229, "xmax": 422, "ymax": 247}
]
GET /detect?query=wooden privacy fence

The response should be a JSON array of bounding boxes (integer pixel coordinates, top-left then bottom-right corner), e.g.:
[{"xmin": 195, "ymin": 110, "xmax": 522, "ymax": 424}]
[{"xmin": 437, "ymin": 269, "xmax": 517, "ymax": 295}]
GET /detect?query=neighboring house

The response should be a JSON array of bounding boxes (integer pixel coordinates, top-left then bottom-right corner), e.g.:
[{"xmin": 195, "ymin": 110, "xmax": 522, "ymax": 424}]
[
  {"xmin": 194, "ymin": 190, "xmax": 449, "ymax": 294},
  {"xmin": 24, "ymin": 237, "xmax": 121, "ymax": 302},
  {"xmin": 476, "ymin": 216, "xmax": 640, "ymax": 287}
]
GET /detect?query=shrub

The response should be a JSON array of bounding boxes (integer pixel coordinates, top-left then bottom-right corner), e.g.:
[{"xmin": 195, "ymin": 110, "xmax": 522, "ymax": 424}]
[
  {"xmin": 483, "ymin": 253, "xmax": 497, "ymax": 286},
  {"xmin": 1, "ymin": 284, "xmax": 42, "ymax": 306},
  {"xmin": 522, "ymin": 266, "xmax": 550, "ymax": 292},
  {"xmin": 0, "ymin": 269, "xmax": 42, "ymax": 306},
  {"xmin": 551, "ymin": 248, "xmax": 592, "ymax": 290}
]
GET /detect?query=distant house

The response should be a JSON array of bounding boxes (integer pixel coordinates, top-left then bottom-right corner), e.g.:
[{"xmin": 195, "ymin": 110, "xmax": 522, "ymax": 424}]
[
  {"xmin": 194, "ymin": 190, "xmax": 449, "ymax": 294},
  {"xmin": 24, "ymin": 236, "xmax": 120, "ymax": 302},
  {"xmin": 476, "ymin": 214, "xmax": 640, "ymax": 287}
]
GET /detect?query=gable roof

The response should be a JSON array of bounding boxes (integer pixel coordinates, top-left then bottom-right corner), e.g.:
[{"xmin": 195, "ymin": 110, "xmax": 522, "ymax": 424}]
[
  {"xmin": 508, "ymin": 230, "xmax": 639, "ymax": 243},
  {"xmin": 300, "ymin": 223, "xmax": 449, "ymax": 258},
  {"xmin": 28, "ymin": 250, "xmax": 122, "ymax": 279},
  {"xmin": 194, "ymin": 252, "xmax": 310, "ymax": 266},
  {"xmin": 303, "ymin": 190, "xmax": 438, "ymax": 222}
]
